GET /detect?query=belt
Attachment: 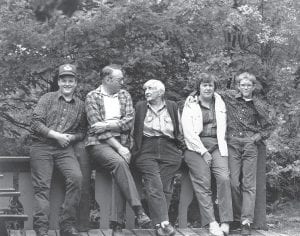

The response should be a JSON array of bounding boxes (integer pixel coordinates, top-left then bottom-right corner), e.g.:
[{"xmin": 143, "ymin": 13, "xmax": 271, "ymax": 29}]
[
  {"xmin": 143, "ymin": 135, "xmax": 174, "ymax": 142},
  {"xmin": 228, "ymin": 131, "xmax": 255, "ymax": 138}
]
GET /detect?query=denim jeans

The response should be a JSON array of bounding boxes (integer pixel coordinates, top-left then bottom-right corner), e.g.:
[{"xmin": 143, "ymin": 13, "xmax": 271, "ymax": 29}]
[
  {"xmin": 74, "ymin": 142, "xmax": 92, "ymax": 231},
  {"xmin": 228, "ymin": 136, "xmax": 258, "ymax": 223},
  {"xmin": 86, "ymin": 142, "xmax": 142, "ymax": 225},
  {"xmin": 134, "ymin": 136, "xmax": 182, "ymax": 225},
  {"xmin": 184, "ymin": 137, "xmax": 233, "ymax": 226},
  {"xmin": 30, "ymin": 142, "xmax": 83, "ymax": 233}
]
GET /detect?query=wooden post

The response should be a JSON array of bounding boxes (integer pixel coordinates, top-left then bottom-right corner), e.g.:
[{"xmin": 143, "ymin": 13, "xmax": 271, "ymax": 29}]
[{"xmin": 253, "ymin": 142, "xmax": 267, "ymax": 230}]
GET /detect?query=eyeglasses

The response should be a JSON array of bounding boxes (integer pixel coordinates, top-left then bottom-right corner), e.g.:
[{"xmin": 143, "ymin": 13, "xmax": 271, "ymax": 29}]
[
  {"xmin": 110, "ymin": 76, "xmax": 124, "ymax": 84},
  {"xmin": 239, "ymin": 84, "xmax": 253, "ymax": 88}
]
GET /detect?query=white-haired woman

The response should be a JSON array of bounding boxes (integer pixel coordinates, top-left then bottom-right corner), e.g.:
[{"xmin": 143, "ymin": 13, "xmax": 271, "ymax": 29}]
[{"xmin": 131, "ymin": 79, "xmax": 185, "ymax": 236}]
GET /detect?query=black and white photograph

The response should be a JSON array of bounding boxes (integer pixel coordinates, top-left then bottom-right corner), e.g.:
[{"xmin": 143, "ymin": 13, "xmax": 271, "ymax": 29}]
[{"xmin": 0, "ymin": 0, "xmax": 299, "ymax": 236}]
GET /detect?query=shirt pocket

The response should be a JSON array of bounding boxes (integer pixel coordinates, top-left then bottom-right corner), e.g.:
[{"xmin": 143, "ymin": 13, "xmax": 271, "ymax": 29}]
[
  {"xmin": 163, "ymin": 115, "xmax": 173, "ymax": 131},
  {"xmin": 145, "ymin": 114, "xmax": 154, "ymax": 123}
]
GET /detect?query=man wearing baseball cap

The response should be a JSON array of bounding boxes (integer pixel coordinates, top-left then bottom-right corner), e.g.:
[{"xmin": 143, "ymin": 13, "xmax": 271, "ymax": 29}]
[{"xmin": 30, "ymin": 64, "xmax": 86, "ymax": 236}]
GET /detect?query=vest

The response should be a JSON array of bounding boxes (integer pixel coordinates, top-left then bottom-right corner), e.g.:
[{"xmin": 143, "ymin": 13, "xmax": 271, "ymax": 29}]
[{"xmin": 131, "ymin": 100, "xmax": 182, "ymax": 158}]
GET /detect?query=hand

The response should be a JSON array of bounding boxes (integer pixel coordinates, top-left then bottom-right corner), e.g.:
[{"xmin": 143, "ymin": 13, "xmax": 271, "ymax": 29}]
[
  {"xmin": 106, "ymin": 120, "xmax": 121, "ymax": 132},
  {"xmin": 251, "ymin": 133, "xmax": 262, "ymax": 143},
  {"xmin": 202, "ymin": 151, "xmax": 212, "ymax": 166},
  {"xmin": 65, "ymin": 134, "xmax": 76, "ymax": 143},
  {"xmin": 55, "ymin": 133, "xmax": 71, "ymax": 148},
  {"xmin": 117, "ymin": 146, "xmax": 131, "ymax": 164},
  {"xmin": 90, "ymin": 122, "xmax": 107, "ymax": 134}
]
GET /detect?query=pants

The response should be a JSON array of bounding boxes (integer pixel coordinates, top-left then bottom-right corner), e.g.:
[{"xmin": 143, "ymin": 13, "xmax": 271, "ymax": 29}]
[
  {"xmin": 134, "ymin": 137, "xmax": 182, "ymax": 225},
  {"xmin": 86, "ymin": 143, "xmax": 142, "ymax": 225},
  {"xmin": 30, "ymin": 142, "xmax": 83, "ymax": 232},
  {"xmin": 228, "ymin": 137, "xmax": 258, "ymax": 223},
  {"xmin": 184, "ymin": 138, "xmax": 233, "ymax": 226},
  {"xmin": 74, "ymin": 142, "xmax": 92, "ymax": 231}
]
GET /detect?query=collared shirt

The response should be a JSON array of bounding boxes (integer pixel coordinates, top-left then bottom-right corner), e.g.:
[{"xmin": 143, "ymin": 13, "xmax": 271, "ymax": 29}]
[
  {"xmin": 143, "ymin": 102, "xmax": 175, "ymax": 139},
  {"xmin": 199, "ymin": 99, "xmax": 217, "ymax": 138},
  {"xmin": 219, "ymin": 90, "xmax": 273, "ymax": 140},
  {"xmin": 101, "ymin": 86, "xmax": 121, "ymax": 121},
  {"xmin": 101, "ymin": 86, "xmax": 121, "ymax": 137},
  {"xmin": 85, "ymin": 86, "xmax": 134, "ymax": 146},
  {"xmin": 31, "ymin": 91, "xmax": 86, "ymax": 143}
]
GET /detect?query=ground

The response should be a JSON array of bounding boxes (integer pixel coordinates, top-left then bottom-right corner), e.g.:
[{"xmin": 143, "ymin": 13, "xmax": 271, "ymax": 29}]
[{"xmin": 266, "ymin": 200, "xmax": 300, "ymax": 236}]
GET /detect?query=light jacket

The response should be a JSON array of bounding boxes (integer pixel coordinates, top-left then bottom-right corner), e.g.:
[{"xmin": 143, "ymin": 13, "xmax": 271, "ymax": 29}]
[{"xmin": 181, "ymin": 92, "xmax": 228, "ymax": 156}]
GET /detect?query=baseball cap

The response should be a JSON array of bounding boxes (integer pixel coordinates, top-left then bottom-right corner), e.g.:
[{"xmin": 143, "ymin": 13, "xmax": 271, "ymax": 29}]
[{"xmin": 59, "ymin": 64, "xmax": 76, "ymax": 77}]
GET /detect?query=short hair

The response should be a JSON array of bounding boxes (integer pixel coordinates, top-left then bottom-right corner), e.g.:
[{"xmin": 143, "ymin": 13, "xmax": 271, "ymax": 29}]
[
  {"xmin": 143, "ymin": 79, "xmax": 165, "ymax": 93},
  {"xmin": 236, "ymin": 72, "xmax": 256, "ymax": 85},
  {"xmin": 101, "ymin": 64, "xmax": 122, "ymax": 79},
  {"xmin": 195, "ymin": 73, "xmax": 217, "ymax": 94}
]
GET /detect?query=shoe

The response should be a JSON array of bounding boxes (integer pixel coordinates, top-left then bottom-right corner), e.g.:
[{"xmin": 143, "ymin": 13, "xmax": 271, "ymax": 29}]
[
  {"xmin": 60, "ymin": 226, "xmax": 80, "ymax": 236},
  {"xmin": 36, "ymin": 230, "xmax": 49, "ymax": 236},
  {"xmin": 220, "ymin": 223, "xmax": 229, "ymax": 236},
  {"xmin": 209, "ymin": 221, "xmax": 224, "ymax": 236},
  {"xmin": 135, "ymin": 212, "xmax": 152, "ymax": 228},
  {"xmin": 230, "ymin": 221, "xmax": 241, "ymax": 232},
  {"xmin": 112, "ymin": 223, "xmax": 124, "ymax": 236},
  {"xmin": 241, "ymin": 223, "xmax": 251, "ymax": 235},
  {"xmin": 155, "ymin": 223, "xmax": 175, "ymax": 236}
]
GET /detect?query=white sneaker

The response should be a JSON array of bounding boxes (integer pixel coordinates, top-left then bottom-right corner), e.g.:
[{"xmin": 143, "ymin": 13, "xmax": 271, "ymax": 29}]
[
  {"xmin": 209, "ymin": 221, "xmax": 224, "ymax": 236},
  {"xmin": 220, "ymin": 223, "xmax": 229, "ymax": 236}
]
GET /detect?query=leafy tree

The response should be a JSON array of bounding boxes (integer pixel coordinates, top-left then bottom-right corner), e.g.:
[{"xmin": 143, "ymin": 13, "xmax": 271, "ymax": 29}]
[{"xmin": 0, "ymin": 0, "xmax": 299, "ymax": 203}]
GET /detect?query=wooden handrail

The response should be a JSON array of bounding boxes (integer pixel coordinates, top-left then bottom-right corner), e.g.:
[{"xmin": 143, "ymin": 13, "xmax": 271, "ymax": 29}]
[{"xmin": 0, "ymin": 156, "xmax": 30, "ymax": 162}]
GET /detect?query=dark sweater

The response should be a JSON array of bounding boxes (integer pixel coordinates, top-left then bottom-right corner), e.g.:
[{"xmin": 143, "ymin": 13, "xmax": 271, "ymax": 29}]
[{"xmin": 131, "ymin": 100, "xmax": 185, "ymax": 158}]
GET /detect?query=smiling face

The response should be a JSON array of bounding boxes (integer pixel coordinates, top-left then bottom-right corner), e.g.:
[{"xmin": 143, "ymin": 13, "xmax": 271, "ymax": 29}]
[
  {"xmin": 238, "ymin": 78, "xmax": 255, "ymax": 99},
  {"xmin": 58, "ymin": 75, "xmax": 77, "ymax": 97},
  {"xmin": 199, "ymin": 82, "xmax": 215, "ymax": 100}
]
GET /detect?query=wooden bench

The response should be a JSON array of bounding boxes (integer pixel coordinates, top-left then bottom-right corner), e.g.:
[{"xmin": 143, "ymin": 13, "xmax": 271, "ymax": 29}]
[{"xmin": 0, "ymin": 142, "xmax": 267, "ymax": 231}]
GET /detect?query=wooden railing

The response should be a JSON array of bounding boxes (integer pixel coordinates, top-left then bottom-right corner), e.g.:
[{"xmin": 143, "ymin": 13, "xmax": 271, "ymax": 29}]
[{"xmin": 0, "ymin": 142, "xmax": 267, "ymax": 231}]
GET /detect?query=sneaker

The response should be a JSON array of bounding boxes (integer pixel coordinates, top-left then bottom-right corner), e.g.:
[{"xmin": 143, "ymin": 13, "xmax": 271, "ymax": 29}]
[
  {"xmin": 112, "ymin": 223, "xmax": 124, "ymax": 236},
  {"xmin": 241, "ymin": 223, "xmax": 251, "ymax": 236},
  {"xmin": 135, "ymin": 212, "xmax": 152, "ymax": 228},
  {"xmin": 220, "ymin": 223, "xmax": 229, "ymax": 236},
  {"xmin": 209, "ymin": 221, "xmax": 224, "ymax": 236},
  {"xmin": 155, "ymin": 223, "xmax": 176, "ymax": 236}
]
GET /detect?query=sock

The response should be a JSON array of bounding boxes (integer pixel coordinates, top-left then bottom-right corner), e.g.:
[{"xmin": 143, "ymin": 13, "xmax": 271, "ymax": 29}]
[
  {"xmin": 161, "ymin": 221, "xmax": 170, "ymax": 228},
  {"xmin": 242, "ymin": 219, "xmax": 251, "ymax": 225}
]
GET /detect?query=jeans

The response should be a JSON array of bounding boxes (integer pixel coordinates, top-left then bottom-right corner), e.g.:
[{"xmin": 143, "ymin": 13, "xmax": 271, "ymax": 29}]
[
  {"xmin": 86, "ymin": 143, "xmax": 142, "ymax": 225},
  {"xmin": 30, "ymin": 142, "xmax": 83, "ymax": 232},
  {"xmin": 74, "ymin": 142, "xmax": 92, "ymax": 231},
  {"xmin": 228, "ymin": 136, "xmax": 258, "ymax": 223},
  {"xmin": 134, "ymin": 137, "xmax": 182, "ymax": 225},
  {"xmin": 184, "ymin": 137, "xmax": 233, "ymax": 226}
]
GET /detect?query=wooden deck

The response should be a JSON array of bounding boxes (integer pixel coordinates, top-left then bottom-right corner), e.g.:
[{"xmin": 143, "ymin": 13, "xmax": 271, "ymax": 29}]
[{"xmin": 7, "ymin": 228, "xmax": 275, "ymax": 236}]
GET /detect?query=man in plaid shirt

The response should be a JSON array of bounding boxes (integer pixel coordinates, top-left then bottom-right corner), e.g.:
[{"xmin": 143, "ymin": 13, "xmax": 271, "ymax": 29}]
[
  {"xmin": 30, "ymin": 64, "xmax": 85, "ymax": 236},
  {"xmin": 85, "ymin": 65, "xmax": 151, "ymax": 236}
]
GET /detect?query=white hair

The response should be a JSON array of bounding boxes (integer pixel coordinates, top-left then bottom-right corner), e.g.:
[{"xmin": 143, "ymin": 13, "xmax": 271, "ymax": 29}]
[{"xmin": 143, "ymin": 79, "xmax": 165, "ymax": 93}]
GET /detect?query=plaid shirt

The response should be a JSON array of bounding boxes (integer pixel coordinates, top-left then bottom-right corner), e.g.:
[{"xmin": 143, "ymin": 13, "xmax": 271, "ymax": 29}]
[
  {"xmin": 219, "ymin": 90, "xmax": 273, "ymax": 140},
  {"xmin": 199, "ymin": 99, "xmax": 217, "ymax": 138},
  {"xmin": 31, "ymin": 91, "xmax": 86, "ymax": 144},
  {"xmin": 85, "ymin": 86, "xmax": 134, "ymax": 146}
]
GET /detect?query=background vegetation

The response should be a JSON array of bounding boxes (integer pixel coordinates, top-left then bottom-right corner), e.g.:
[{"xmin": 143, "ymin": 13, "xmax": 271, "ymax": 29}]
[{"xmin": 0, "ymin": 0, "xmax": 299, "ymax": 208}]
